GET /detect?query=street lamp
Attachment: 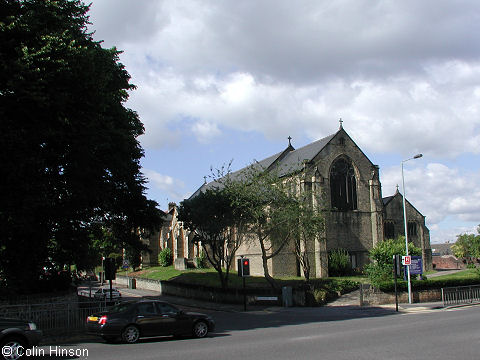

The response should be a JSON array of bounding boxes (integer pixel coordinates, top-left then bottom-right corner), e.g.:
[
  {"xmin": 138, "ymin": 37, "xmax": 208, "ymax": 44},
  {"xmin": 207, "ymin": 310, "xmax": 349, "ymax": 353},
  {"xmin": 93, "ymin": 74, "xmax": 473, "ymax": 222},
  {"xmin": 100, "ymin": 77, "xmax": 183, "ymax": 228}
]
[{"xmin": 402, "ymin": 153, "xmax": 422, "ymax": 304}]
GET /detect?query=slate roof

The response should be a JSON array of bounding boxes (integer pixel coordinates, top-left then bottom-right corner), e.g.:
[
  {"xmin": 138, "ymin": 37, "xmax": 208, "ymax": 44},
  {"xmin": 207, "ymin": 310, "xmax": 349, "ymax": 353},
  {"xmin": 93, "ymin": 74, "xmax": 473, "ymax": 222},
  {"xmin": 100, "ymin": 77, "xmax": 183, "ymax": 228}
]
[
  {"xmin": 273, "ymin": 134, "xmax": 336, "ymax": 176},
  {"xmin": 189, "ymin": 132, "xmax": 337, "ymax": 199},
  {"xmin": 431, "ymin": 243, "xmax": 454, "ymax": 256},
  {"xmin": 382, "ymin": 195, "xmax": 395, "ymax": 206}
]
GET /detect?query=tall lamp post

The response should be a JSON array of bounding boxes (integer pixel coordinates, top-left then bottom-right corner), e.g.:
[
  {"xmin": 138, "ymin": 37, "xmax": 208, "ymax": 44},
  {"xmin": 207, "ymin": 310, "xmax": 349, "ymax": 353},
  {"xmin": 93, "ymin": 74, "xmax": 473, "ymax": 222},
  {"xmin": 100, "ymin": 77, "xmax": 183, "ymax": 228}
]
[{"xmin": 402, "ymin": 153, "xmax": 422, "ymax": 304}]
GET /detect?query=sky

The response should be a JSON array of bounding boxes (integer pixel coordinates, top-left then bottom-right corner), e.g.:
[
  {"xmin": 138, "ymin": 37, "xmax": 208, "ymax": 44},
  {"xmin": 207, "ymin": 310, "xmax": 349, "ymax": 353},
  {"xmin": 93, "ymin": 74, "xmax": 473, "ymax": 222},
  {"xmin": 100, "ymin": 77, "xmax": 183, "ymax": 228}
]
[{"xmin": 87, "ymin": 0, "xmax": 480, "ymax": 244}]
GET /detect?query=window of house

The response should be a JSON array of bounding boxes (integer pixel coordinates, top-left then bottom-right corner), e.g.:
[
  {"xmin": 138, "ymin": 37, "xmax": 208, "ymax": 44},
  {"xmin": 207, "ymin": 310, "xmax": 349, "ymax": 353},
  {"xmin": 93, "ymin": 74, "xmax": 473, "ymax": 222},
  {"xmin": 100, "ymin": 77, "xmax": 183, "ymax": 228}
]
[
  {"xmin": 408, "ymin": 221, "xmax": 417, "ymax": 236},
  {"xmin": 349, "ymin": 253, "xmax": 357, "ymax": 269},
  {"xmin": 384, "ymin": 221, "xmax": 395, "ymax": 239},
  {"xmin": 330, "ymin": 158, "xmax": 357, "ymax": 211}
]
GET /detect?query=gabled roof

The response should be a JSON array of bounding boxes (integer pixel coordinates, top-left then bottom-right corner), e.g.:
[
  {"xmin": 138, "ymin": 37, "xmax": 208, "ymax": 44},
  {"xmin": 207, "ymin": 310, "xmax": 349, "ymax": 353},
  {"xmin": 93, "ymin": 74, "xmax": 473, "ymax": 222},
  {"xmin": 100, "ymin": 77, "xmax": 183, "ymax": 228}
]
[
  {"xmin": 189, "ymin": 127, "xmax": 361, "ymax": 199},
  {"xmin": 382, "ymin": 195, "xmax": 395, "ymax": 206},
  {"xmin": 383, "ymin": 190, "xmax": 425, "ymax": 217},
  {"xmin": 273, "ymin": 134, "xmax": 336, "ymax": 176}
]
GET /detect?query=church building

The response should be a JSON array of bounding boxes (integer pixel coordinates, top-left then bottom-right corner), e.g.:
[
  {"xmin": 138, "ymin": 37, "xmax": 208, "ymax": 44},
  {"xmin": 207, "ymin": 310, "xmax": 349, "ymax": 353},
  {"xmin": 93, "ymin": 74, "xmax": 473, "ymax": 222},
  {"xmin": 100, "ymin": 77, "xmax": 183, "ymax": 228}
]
[
  {"xmin": 143, "ymin": 124, "xmax": 432, "ymax": 277},
  {"xmin": 207, "ymin": 124, "xmax": 431, "ymax": 277}
]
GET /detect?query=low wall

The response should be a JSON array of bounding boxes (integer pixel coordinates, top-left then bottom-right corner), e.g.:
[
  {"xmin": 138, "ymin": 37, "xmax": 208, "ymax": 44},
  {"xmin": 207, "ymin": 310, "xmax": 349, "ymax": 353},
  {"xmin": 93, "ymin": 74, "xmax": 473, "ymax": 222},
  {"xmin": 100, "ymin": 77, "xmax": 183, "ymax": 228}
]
[
  {"xmin": 360, "ymin": 284, "xmax": 442, "ymax": 305},
  {"xmin": 114, "ymin": 275, "xmax": 284, "ymax": 305},
  {"xmin": 116, "ymin": 276, "xmax": 444, "ymax": 307}
]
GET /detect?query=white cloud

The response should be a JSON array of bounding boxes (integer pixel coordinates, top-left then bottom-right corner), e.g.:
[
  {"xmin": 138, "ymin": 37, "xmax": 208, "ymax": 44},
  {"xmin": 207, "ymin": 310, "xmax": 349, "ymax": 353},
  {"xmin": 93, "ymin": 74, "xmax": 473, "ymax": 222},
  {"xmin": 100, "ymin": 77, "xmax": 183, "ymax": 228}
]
[
  {"xmin": 381, "ymin": 163, "xmax": 480, "ymax": 228},
  {"xmin": 142, "ymin": 169, "xmax": 186, "ymax": 201},
  {"xmin": 88, "ymin": 1, "xmax": 480, "ymax": 157},
  {"xmin": 87, "ymin": 0, "xmax": 480, "ymax": 243}
]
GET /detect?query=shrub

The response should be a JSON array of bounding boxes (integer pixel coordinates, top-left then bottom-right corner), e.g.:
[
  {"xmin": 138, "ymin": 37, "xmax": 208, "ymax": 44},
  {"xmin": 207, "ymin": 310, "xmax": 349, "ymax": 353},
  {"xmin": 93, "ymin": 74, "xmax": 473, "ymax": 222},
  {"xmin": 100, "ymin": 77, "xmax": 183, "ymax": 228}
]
[
  {"xmin": 328, "ymin": 248, "xmax": 351, "ymax": 276},
  {"xmin": 304, "ymin": 279, "xmax": 359, "ymax": 306},
  {"xmin": 195, "ymin": 250, "xmax": 207, "ymax": 269},
  {"xmin": 366, "ymin": 237, "xmax": 422, "ymax": 287},
  {"xmin": 158, "ymin": 248, "xmax": 173, "ymax": 267}
]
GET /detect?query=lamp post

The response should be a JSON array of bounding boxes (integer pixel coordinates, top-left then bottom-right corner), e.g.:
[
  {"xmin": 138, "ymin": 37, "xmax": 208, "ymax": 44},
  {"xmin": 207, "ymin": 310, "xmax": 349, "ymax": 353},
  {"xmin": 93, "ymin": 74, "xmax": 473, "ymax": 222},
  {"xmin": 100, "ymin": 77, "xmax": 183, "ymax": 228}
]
[{"xmin": 402, "ymin": 153, "xmax": 422, "ymax": 304}]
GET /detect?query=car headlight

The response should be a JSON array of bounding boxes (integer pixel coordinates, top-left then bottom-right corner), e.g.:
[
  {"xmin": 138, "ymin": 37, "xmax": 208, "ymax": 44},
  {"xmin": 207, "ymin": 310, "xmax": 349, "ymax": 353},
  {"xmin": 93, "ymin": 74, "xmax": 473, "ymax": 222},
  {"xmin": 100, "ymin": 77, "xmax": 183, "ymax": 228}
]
[{"xmin": 27, "ymin": 322, "xmax": 37, "ymax": 330}]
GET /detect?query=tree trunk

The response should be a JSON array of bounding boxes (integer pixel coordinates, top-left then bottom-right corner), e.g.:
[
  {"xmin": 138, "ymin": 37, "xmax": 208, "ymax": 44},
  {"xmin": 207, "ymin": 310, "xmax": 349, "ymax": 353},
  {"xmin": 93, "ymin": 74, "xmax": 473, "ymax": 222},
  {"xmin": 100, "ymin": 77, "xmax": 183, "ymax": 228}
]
[{"xmin": 259, "ymin": 236, "xmax": 278, "ymax": 290}]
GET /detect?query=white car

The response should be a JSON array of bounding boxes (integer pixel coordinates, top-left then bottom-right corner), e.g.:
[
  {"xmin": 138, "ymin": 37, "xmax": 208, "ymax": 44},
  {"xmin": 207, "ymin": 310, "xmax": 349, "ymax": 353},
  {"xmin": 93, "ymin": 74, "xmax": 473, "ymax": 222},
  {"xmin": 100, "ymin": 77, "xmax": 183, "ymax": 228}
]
[{"xmin": 94, "ymin": 288, "xmax": 122, "ymax": 300}]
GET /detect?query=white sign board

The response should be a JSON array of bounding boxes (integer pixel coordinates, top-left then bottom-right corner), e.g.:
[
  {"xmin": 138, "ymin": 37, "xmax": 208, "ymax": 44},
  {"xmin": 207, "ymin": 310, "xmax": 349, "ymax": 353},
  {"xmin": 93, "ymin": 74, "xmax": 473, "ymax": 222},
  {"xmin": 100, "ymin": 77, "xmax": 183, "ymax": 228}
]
[{"xmin": 402, "ymin": 255, "xmax": 411, "ymax": 266}]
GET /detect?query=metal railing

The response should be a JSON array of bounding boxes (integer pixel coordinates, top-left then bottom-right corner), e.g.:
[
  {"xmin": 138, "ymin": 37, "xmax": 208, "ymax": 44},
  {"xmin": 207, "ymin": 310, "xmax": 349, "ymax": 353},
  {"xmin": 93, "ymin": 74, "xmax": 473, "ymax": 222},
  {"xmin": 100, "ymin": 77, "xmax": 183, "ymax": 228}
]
[
  {"xmin": 442, "ymin": 285, "xmax": 480, "ymax": 307},
  {"xmin": 0, "ymin": 300, "xmax": 115, "ymax": 335}
]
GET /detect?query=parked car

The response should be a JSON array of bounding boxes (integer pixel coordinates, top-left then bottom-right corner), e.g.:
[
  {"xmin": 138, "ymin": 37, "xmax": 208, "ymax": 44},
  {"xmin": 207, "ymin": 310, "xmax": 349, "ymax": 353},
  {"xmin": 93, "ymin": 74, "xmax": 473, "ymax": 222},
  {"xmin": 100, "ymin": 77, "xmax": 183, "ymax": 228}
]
[
  {"xmin": 0, "ymin": 318, "xmax": 42, "ymax": 360},
  {"xmin": 93, "ymin": 288, "xmax": 122, "ymax": 300},
  {"xmin": 86, "ymin": 300, "xmax": 215, "ymax": 343}
]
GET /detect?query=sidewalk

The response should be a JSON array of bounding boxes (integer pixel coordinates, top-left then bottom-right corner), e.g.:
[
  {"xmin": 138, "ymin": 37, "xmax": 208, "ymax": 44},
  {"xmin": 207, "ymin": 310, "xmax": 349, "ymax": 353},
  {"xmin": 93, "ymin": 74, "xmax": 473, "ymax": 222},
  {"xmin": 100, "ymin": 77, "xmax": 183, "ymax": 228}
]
[
  {"xmin": 106, "ymin": 283, "xmax": 458, "ymax": 314},
  {"xmin": 79, "ymin": 280, "xmax": 479, "ymax": 315}
]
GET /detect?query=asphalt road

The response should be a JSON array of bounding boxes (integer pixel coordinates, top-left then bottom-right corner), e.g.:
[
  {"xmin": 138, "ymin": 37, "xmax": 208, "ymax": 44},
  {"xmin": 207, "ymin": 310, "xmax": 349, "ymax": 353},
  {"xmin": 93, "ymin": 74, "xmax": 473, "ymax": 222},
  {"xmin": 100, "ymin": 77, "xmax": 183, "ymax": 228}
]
[{"xmin": 31, "ymin": 304, "xmax": 479, "ymax": 360}]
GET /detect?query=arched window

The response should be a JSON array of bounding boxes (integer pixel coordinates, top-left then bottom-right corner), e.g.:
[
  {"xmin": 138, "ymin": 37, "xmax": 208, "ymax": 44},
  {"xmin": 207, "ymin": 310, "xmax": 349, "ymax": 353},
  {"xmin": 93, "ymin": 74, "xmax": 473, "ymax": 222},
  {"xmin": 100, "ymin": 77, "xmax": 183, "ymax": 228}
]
[
  {"xmin": 384, "ymin": 221, "xmax": 395, "ymax": 239},
  {"xmin": 330, "ymin": 158, "xmax": 357, "ymax": 211},
  {"xmin": 408, "ymin": 221, "xmax": 417, "ymax": 237}
]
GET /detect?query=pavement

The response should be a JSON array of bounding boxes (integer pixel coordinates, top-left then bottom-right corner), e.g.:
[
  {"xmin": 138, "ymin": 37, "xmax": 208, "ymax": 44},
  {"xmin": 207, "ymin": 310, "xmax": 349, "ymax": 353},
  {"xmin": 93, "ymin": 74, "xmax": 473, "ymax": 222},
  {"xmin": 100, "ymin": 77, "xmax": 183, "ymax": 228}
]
[{"xmin": 81, "ymin": 281, "xmax": 458, "ymax": 314}]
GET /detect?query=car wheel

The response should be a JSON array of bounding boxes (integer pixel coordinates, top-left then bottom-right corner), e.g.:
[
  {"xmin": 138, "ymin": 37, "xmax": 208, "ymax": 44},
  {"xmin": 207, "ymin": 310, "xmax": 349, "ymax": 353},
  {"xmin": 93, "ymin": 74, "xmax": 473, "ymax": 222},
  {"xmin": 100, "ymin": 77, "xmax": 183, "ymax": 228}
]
[
  {"xmin": 192, "ymin": 321, "xmax": 208, "ymax": 338},
  {"xmin": 122, "ymin": 325, "xmax": 140, "ymax": 344},
  {"xmin": 0, "ymin": 336, "xmax": 28, "ymax": 360}
]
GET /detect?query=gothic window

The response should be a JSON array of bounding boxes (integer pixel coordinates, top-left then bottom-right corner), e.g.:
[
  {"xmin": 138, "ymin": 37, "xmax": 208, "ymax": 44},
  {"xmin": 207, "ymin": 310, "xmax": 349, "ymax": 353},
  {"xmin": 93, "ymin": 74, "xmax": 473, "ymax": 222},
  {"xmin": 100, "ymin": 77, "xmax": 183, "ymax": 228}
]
[
  {"xmin": 330, "ymin": 158, "xmax": 357, "ymax": 211},
  {"xmin": 350, "ymin": 253, "xmax": 357, "ymax": 269},
  {"xmin": 384, "ymin": 221, "xmax": 395, "ymax": 239},
  {"xmin": 408, "ymin": 221, "xmax": 417, "ymax": 236}
]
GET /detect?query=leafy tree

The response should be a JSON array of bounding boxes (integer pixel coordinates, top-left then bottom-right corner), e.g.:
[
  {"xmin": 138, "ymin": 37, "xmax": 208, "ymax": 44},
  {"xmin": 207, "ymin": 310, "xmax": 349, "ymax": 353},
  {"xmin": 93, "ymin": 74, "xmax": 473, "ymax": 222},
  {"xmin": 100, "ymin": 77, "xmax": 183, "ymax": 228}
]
[
  {"xmin": 224, "ymin": 166, "xmax": 300, "ymax": 289},
  {"xmin": 179, "ymin": 187, "xmax": 243, "ymax": 290},
  {"xmin": 451, "ymin": 225, "xmax": 480, "ymax": 263},
  {"xmin": 365, "ymin": 237, "xmax": 421, "ymax": 287},
  {"xmin": 0, "ymin": 0, "xmax": 160, "ymax": 293},
  {"xmin": 290, "ymin": 192, "xmax": 325, "ymax": 283}
]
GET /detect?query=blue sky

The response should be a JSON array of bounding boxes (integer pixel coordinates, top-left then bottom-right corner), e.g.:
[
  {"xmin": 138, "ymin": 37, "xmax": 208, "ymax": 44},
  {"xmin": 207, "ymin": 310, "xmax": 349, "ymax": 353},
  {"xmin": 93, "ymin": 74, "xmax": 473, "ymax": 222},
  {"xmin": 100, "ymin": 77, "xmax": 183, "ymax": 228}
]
[{"xmin": 88, "ymin": 0, "xmax": 480, "ymax": 244}]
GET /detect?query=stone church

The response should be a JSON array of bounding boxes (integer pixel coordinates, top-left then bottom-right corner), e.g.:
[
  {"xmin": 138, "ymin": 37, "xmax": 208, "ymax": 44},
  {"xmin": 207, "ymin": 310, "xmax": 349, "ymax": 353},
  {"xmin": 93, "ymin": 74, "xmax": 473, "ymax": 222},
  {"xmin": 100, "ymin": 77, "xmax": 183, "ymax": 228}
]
[{"xmin": 143, "ymin": 124, "xmax": 432, "ymax": 277}]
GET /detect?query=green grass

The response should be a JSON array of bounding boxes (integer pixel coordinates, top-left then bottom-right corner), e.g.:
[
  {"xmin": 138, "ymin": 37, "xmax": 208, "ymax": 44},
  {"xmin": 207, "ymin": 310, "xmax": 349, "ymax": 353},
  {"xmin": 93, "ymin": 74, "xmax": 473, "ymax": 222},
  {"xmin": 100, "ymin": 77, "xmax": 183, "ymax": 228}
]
[
  {"xmin": 328, "ymin": 275, "xmax": 370, "ymax": 284},
  {"xmin": 128, "ymin": 265, "xmax": 365, "ymax": 292},
  {"xmin": 428, "ymin": 269, "xmax": 480, "ymax": 281}
]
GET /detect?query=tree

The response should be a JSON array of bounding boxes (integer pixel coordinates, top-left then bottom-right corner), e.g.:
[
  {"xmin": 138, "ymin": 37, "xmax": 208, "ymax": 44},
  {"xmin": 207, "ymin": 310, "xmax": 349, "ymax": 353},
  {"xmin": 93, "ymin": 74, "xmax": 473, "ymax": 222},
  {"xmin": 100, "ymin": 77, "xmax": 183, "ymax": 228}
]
[
  {"xmin": 179, "ymin": 187, "xmax": 242, "ymax": 290},
  {"xmin": 288, "ymin": 190, "xmax": 324, "ymax": 283},
  {"xmin": 221, "ymin": 165, "xmax": 305, "ymax": 289},
  {"xmin": 451, "ymin": 226, "xmax": 480, "ymax": 263},
  {"xmin": 0, "ymin": 0, "xmax": 161, "ymax": 293},
  {"xmin": 365, "ymin": 237, "xmax": 421, "ymax": 287}
]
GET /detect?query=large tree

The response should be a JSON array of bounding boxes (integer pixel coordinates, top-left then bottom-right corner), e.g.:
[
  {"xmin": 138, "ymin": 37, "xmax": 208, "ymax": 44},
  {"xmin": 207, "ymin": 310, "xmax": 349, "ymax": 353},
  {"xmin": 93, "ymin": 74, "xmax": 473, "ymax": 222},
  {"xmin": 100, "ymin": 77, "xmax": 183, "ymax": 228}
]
[
  {"xmin": 290, "ymin": 192, "xmax": 324, "ymax": 283},
  {"xmin": 180, "ymin": 163, "xmax": 325, "ymax": 290},
  {"xmin": 226, "ymin": 166, "xmax": 300, "ymax": 289},
  {"xmin": 0, "ymin": 0, "xmax": 160, "ymax": 293},
  {"xmin": 451, "ymin": 225, "xmax": 480, "ymax": 263},
  {"xmin": 179, "ymin": 187, "xmax": 244, "ymax": 290}
]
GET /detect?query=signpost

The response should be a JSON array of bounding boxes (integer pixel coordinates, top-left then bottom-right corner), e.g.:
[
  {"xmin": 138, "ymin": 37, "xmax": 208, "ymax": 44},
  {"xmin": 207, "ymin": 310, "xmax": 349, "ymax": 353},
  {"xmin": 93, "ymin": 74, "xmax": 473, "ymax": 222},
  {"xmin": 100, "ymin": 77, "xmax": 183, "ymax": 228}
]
[
  {"xmin": 402, "ymin": 255, "xmax": 411, "ymax": 266},
  {"xmin": 409, "ymin": 256, "xmax": 423, "ymax": 275},
  {"xmin": 393, "ymin": 255, "xmax": 401, "ymax": 312}
]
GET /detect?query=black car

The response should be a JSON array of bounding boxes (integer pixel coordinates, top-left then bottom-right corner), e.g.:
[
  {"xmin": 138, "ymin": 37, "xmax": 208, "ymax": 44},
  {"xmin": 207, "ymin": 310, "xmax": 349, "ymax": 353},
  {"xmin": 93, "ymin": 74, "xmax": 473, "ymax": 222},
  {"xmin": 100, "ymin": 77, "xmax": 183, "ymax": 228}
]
[
  {"xmin": 86, "ymin": 300, "xmax": 215, "ymax": 343},
  {"xmin": 0, "ymin": 318, "xmax": 42, "ymax": 360}
]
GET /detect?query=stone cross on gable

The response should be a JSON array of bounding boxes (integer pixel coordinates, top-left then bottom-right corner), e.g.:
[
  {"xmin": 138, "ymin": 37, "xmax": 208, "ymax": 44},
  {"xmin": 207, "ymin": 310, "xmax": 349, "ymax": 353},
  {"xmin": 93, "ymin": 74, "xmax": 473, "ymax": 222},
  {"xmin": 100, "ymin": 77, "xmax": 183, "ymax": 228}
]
[
  {"xmin": 339, "ymin": 118, "xmax": 343, "ymax": 129},
  {"xmin": 288, "ymin": 136, "xmax": 292, "ymax": 146}
]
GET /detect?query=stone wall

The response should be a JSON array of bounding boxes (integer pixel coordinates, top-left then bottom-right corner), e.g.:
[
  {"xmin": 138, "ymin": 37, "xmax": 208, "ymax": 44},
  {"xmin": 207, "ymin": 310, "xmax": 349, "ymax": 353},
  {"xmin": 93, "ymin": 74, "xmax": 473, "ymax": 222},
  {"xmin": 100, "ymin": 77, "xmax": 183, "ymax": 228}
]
[
  {"xmin": 360, "ymin": 284, "xmax": 441, "ymax": 305},
  {"xmin": 114, "ymin": 275, "xmax": 283, "ymax": 305}
]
